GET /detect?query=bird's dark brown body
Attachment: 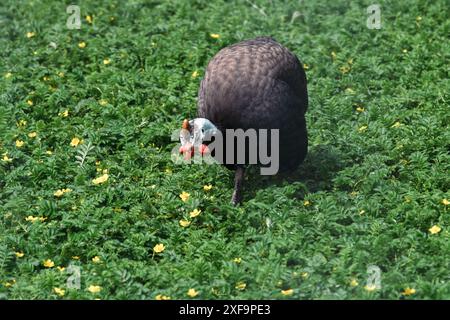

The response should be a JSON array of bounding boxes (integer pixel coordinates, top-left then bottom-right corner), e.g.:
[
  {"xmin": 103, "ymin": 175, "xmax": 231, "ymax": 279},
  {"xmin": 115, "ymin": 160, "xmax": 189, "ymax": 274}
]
[{"xmin": 197, "ymin": 37, "xmax": 308, "ymax": 204}]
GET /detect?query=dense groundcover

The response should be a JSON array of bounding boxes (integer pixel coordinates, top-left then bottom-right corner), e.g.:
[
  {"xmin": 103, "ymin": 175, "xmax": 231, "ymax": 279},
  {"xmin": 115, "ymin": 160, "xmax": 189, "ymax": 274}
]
[{"xmin": 0, "ymin": 0, "xmax": 449, "ymax": 299}]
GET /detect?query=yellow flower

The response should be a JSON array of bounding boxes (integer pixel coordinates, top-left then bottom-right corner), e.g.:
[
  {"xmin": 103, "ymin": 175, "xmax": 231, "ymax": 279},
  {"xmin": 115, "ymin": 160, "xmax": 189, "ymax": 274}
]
[
  {"xmin": 58, "ymin": 72, "xmax": 65, "ymax": 78},
  {"xmin": 99, "ymin": 99, "xmax": 108, "ymax": 106},
  {"xmin": 26, "ymin": 32, "xmax": 36, "ymax": 38},
  {"xmin": 364, "ymin": 284, "xmax": 377, "ymax": 292},
  {"xmin": 25, "ymin": 215, "xmax": 37, "ymax": 222},
  {"xmin": 179, "ymin": 219, "xmax": 191, "ymax": 227},
  {"xmin": 54, "ymin": 287, "xmax": 65, "ymax": 296},
  {"xmin": 59, "ymin": 110, "xmax": 69, "ymax": 117},
  {"xmin": 26, "ymin": 215, "xmax": 46, "ymax": 223},
  {"xmin": 72, "ymin": 256, "xmax": 80, "ymax": 260},
  {"xmin": 350, "ymin": 279, "xmax": 359, "ymax": 287},
  {"xmin": 53, "ymin": 188, "xmax": 71, "ymax": 196},
  {"xmin": 402, "ymin": 49, "xmax": 408, "ymax": 53},
  {"xmin": 4, "ymin": 279, "xmax": 16, "ymax": 287},
  {"xmin": 28, "ymin": 132, "xmax": 37, "ymax": 138},
  {"xmin": 301, "ymin": 272, "xmax": 309, "ymax": 279},
  {"xmin": 88, "ymin": 285, "xmax": 102, "ymax": 293},
  {"xmin": 331, "ymin": 51, "xmax": 337, "ymax": 60},
  {"xmin": 358, "ymin": 125, "xmax": 367, "ymax": 132},
  {"xmin": 92, "ymin": 173, "xmax": 109, "ymax": 185},
  {"xmin": 192, "ymin": 70, "xmax": 199, "ymax": 78},
  {"xmin": 235, "ymin": 282, "xmax": 246, "ymax": 290},
  {"xmin": 303, "ymin": 200, "xmax": 311, "ymax": 206},
  {"xmin": 57, "ymin": 266, "xmax": 66, "ymax": 272},
  {"xmin": 429, "ymin": 225, "xmax": 441, "ymax": 235},
  {"xmin": 78, "ymin": 42, "xmax": 86, "ymax": 49},
  {"xmin": 2, "ymin": 153, "xmax": 12, "ymax": 162},
  {"xmin": 92, "ymin": 256, "xmax": 101, "ymax": 263},
  {"xmin": 5, "ymin": 72, "xmax": 12, "ymax": 78},
  {"xmin": 281, "ymin": 289, "xmax": 294, "ymax": 296},
  {"xmin": 303, "ymin": 63, "xmax": 309, "ymax": 70},
  {"xmin": 15, "ymin": 252, "xmax": 24, "ymax": 258},
  {"xmin": 18, "ymin": 119, "xmax": 27, "ymax": 127},
  {"xmin": 153, "ymin": 243, "xmax": 165, "ymax": 253},
  {"xmin": 359, "ymin": 210, "xmax": 365, "ymax": 215},
  {"xmin": 345, "ymin": 88, "xmax": 355, "ymax": 94},
  {"xmin": 43, "ymin": 259, "xmax": 55, "ymax": 268},
  {"xmin": 402, "ymin": 287, "xmax": 416, "ymax": 296},
  {"xmin": 46, "ymin": 150, "xmax": 53, "ymax": 155},
  {"xmin": 233, "ymin": 257, "xmax": 242, "ymax": 264},
  {"xmin": 102, "ymin": 169, "xmax": 108, "ymax": 174},
  {"xmin": 442, "ymin": 199, "xmax": 449, "ymax": 206},
  {"xmin": 96, "ymin": 160, "xmax": 101, "ymax": 166},
  {"xmin": 70, "ymin": 137, "xmax": 81, "ymax": 147},
  {"xmin": 155, "ymin": 294, "xmax": 171, "ymax": 300},
  {"xmin": 356, "ymin": 106, "xmax": 365, "ymax": 112},
  {"xmin": 189, "ymin": 209, "xmax": 201, "ymax": 218},
  {"xmin": 43, "ymin": 76, "xmax": 50, "ymax": 81},
  {"xmin": 179, "ymin": 191, "xmax": 190, "ymax": 202},
  {"xmin": 391, "ymin": 121, "xmax": 402, "ymax": 128},
  {"xmin": 103, "ymin": 58, "xmax": 111, "ymax": 65},
  {"xmin": 339, "ymin": 65, "xmax": 350, "ymax": 74},
  {"xmin": 210, "ymin": 33, "xmax": 220, "ymax": 39},
  {"xmin": 86, "ymin": 15, "xmax": 93, "ymax": 24},
  {"xmin": 187, "ymin": 288, "xmax": 199, "ymax": 298},
  {"xmin": 203, "ymin": 184, "xmax": 213, "ymax": 191},
  {"xmin": 54, "ymin": 189, "xmax": 65, "ymax": 197},
  {"xmin": 15, "ymin": 140, "xmax": 24, "ymax": 148},
  {"xmin": 416, "ymin": 16, "xmax": 422, "ymax": 22},
  {"xmin": 27, "ymin": 100, "xmax": 33, "ymax": 106}
]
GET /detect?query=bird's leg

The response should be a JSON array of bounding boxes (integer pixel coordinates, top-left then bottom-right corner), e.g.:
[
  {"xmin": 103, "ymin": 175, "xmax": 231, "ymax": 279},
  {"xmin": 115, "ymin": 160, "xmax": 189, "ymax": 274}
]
[{"xmin": 231, "ymin": 166, "xmax": 245, "ymax": 206}]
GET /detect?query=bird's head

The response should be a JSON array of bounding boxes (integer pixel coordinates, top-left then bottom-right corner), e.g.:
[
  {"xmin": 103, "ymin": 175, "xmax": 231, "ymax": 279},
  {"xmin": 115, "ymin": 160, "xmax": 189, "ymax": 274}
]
[{"xmin": 179, "ymin": 118, "xmax": 217, "ymax": 159}]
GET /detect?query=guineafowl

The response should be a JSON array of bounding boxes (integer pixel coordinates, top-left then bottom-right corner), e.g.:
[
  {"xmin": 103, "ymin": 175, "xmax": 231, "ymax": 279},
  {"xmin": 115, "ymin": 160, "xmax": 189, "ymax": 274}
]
[{"xmin": 179, "ymin": 37, "xmax": 308, "ymax": 205}]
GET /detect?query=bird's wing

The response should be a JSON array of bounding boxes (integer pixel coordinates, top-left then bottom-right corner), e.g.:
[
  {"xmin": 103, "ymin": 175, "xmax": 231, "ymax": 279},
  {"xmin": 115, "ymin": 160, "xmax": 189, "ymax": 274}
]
[{"xmin": 198, "ymin": 37, "xmax": 308, "ymax": 126}]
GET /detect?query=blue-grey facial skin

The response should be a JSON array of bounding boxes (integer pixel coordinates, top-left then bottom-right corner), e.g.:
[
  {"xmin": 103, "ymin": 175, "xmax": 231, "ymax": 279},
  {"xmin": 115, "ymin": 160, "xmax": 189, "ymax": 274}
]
[{"xmin": 180, "ymin": 118, "xmax": 218, "ymax": 148}]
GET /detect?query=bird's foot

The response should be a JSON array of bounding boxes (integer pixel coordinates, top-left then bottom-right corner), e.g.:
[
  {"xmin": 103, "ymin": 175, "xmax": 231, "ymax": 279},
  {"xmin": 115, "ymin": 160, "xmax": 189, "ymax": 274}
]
[
  {"xmin": 231, "ymin": 166, "xmax": 245, "ymax": 206},
  {"xmin": 231, "ymin": 190, "xmax": 242, "ymax": 206}
]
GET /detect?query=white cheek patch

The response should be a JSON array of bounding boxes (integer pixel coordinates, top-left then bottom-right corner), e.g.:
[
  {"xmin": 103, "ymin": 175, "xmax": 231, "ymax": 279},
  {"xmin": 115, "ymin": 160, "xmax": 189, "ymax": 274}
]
[
  {"xmin": 180, "ymin": 128, "xmax": 191, "ymax": 146},
  {"xmin": 192, "ymin": 122, "xmax": 202, "ymax": 146},
  {"xmin": 192, "ymin": 121, "xmax": 204, "ymax": 146}
]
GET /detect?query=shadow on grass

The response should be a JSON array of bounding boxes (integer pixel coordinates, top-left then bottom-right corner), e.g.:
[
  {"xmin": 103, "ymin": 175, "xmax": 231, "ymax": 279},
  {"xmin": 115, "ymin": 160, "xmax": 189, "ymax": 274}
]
[{"xmin": 242, "ymin": 144, "xmax": 346, "ymax": 201}]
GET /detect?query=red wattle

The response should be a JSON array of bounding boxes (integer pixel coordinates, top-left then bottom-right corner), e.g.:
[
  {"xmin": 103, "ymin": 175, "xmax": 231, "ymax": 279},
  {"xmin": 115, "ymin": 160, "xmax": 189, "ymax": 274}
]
[
  {"xmin": 199, "ymin": 144, "xmax": 209, "ymax": 155},
  {"xmin": 180, "ymin": 144, "xmax": 194, "ymax": 160}
]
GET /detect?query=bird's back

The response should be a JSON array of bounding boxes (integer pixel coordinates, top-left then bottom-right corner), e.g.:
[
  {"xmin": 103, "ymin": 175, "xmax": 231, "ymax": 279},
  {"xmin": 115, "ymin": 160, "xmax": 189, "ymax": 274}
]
[{"xmin": 198, "ymin": 37, "xmax": 308, "ymax": 172}]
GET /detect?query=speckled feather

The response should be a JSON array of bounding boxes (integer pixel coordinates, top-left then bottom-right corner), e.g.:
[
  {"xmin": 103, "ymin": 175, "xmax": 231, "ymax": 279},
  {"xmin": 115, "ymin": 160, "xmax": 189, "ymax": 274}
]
[{"xmin": 198, "ymin": 37, "xmax": 308, "ymax": 172}]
